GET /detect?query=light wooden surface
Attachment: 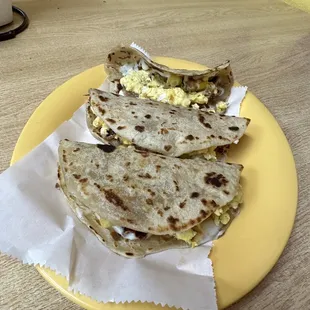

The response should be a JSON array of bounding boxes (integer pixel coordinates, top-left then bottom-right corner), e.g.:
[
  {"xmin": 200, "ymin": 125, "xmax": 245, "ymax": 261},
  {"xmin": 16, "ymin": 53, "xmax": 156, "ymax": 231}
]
[{"xmin": 0, "ymin": 0, "xmax": 309, "ymax": 309}]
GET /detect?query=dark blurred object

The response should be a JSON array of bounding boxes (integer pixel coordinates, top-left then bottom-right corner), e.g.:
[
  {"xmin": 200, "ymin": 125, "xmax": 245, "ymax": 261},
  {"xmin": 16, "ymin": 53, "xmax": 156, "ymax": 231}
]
[{"xmin": 0, "ymin": 6, "xmax": 29, "ymax": 42}]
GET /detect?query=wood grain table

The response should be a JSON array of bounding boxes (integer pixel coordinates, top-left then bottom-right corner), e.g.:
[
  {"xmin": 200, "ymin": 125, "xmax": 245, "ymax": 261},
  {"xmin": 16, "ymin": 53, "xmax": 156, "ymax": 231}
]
[{"xmin": 1, "ymin": 0, "xmax": 309, "ymax": 309}]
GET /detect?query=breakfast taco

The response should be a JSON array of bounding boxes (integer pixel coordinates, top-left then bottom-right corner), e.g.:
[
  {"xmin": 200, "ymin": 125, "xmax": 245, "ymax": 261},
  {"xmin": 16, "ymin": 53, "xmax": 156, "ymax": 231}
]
[
  {"xmin": 104, "ymin": 45, "xmax": 234, "ymax": 113},
  {"xmin": 58, "ymin": 140, "xmax": 243, "ymax": 258},
  {"xmin": 86, "ymin": 89, "xmax": 250, "ymax": 158}
]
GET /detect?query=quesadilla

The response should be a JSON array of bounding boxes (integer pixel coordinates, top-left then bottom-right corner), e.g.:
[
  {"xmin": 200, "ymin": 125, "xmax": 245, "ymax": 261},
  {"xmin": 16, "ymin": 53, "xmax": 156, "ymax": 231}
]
[
  {"xmin": 86, "ymin": 89, "xmax": 250, "ymax": 158},
  {"xmin": 58, "ymin": 139, "xmax": 243, "ymax": 258},
  {"xmin": 104, "ymin": 46, "xmax": 234, "ymax": 113}
]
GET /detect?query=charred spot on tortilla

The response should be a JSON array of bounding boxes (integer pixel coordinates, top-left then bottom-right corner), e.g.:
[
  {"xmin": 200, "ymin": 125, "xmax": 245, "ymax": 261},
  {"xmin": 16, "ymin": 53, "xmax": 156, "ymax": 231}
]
[
  {"xmin": 201, "ymin": 198, "xmax": 208, "ymax": 206},
  {"xmin": 148, "ymin": 189, "xmax": 156, "ymax": 196},
  {"xmin": 55, "ymin": 183, "xmax": 60, "ymax": 189},
  {"xmin": 73, "ymin": 174, "xmax": 81, "ymax": 179},
  {"xmin": 97, "ymin": 106, "xmax": 105, "ymax": 114},
  {"xmin": 106, "ymin": 118, "xmax": 116, "ymax": 124},
  {"xmin": 129, "ymin": 102, "xmax": 137, "ymax": 106},
  {"xmin": 106, "ymin": 175, "xmax": 114, "ymax": 182},
  {"xmin": 164, "ymin": 145, "xmax": 172, "ymax": 152},
  {"xmin": 185, "ymin": 134, "xmax": 195, "ymax": 141},
  {"xmin": 146, "ymin": 198, "xmax": 153, "ymax": 205},
  {"xmin": 62, "ymin": 154, "xmax": 67, "ymax": 163},
  {"xmin": 179, "ymin": 200, "xmax": 186, "ymax": 209},
  {"xmin": 103, "ymin": 189, "xmax": 128, "ymax": 211},
  {"xmin": 97, "ymin": 144, "xmax": 116, "ymax": 153},
  {"xmin": 157, "ymin": 210, "xmax": 163, "ymax": 217},
  {"xmin": 204, "ymin": 172, "xmax": 228, "ymax": 188},
  {"xmin": 156, "ymin": 165, "xmax": 161, "ymax": 172},
  {"xmin": 145, "ymin": 114, "xmax": 151, "ymax": 119},
  {"xmin": 95, "ymin": 163, "xmax": 100, "ymax": 168},
  {"xmin": 135, "ymin": 125, "xmax": 145, "ymax": 132},
  {"xmin": 200, "ymin": 209, "xmax": 208, "ymax": 217},
  {"xmin": 164, "ymin": 206, "xmax": 170, "ymax": 211},
  {"xmin": 94, "ymin": 182, "xmax": 101, "ymax": 190},
  {"xmin": 198, "ymin": 115, "xmax": 212, "ymax": 129},
  {"xmin": 125, "ymin": 161, "xmax": 131, "ymax": 167},
  {"xmin": 159, "ymin": 128, "xmax": 169, "ymax": 135},
  {"xmin": 173, "ymin": 180, "xmax": 179, "ymax": 191},
  {"xmin": 224, "ymin": 190, "xmax": 230, "ymax": 195},
  {"xmin": 229, "ymin": 126, "xmax": 239, "ymax": 131},
  {"xmin": 79, "ymin": 177, "xmax": 88, "ymax": 183},
  {"xmin": 138, "ymin": 173, "xmax": 152, "ymax": 179},
  {"xmin": 167, "ymin": 216, "xmax": 179, "ymax": 225},
  {"xmin": 123, "ymin": 174, "xmax": 129, "ymax": 181},
  {"xmin": 98, "ymin": 95, "xmax": 109, "ymax": 102},
  {"xmin": 190, "ymin": 192, "xmax": 200, "ymax": 198},
  {"xmin": 189, "ymin": 219, "xmax": 196, "ymax": 226},
  {"xmin": 210, "ymin": 134, "xmax": 215, "ymax": 138},
  {"xmin": 117, "ymin": 126, "xmax": 126, "ymax": 130},
  {"xmin": 131, "ymin": 111, "xmax": 135, "ymax": 114},
  {"xmin": 126, "ymin": 252, "xmax": 134, "ymax": 256},
  {"xmin": 73, "ymin": 148, "xmax": 80, "ymax": 152}
]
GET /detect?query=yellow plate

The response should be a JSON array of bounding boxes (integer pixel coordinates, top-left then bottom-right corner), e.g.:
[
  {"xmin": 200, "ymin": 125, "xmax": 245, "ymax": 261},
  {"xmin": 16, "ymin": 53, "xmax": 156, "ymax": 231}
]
[{"xmin": 11, "ymin": 58, "xmax": 298, "ymax": 309}]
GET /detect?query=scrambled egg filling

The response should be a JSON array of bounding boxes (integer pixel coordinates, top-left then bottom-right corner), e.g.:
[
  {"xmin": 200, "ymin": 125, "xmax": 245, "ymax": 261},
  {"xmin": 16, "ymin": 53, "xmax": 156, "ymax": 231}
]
[
  {"xmin": 213, "ymin": 186, "xmax": 243, "ymax": 226},
  {"xmin": 99, "ymin": 218, "xmax": 112, "ymax": 228},
  {"xmin": 175, "ymin": 230, "xmax": 198, "ymax": 247},
  {"xmin": 215, "ymin": 101, "xmax": 229, "ymax": 114},
  {"xmin": 120, "ymin": 70, "xmax": 209, "ymax": 108},
  {"xmin": 183, "ymin": 146, "xmax": 217, "ymax": 161},
  {"xmin": 92, "ymin": 116, "xmax": 132, "ymax": 145}
]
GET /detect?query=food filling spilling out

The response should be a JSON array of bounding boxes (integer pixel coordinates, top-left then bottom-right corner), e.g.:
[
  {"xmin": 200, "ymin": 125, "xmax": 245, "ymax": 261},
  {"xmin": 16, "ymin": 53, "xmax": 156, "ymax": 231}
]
[
  {"xmin": 117, "ymin": 61, "xmax": 228, "ymax": 113},
  {"xmin": 78, "ymin": 186, "xmax": 243, "ymax": 248},
  {"xmin": 91, "ymin": 107, "xmax": 229, "ymax": 161}
]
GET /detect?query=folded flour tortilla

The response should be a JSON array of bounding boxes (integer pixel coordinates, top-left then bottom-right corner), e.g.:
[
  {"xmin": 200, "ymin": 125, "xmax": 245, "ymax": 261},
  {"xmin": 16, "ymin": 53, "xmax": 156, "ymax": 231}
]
[
  {"xmin": 104, "ymin": 46, "xmax": 234, "ymax": 111},
  {"xmin": 86, "ymin": 89, "xmax": 250, "ymax": 158},
  {"xmin": 58, "ymin": 140, "xmax": 243, "ymax": 258}
]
